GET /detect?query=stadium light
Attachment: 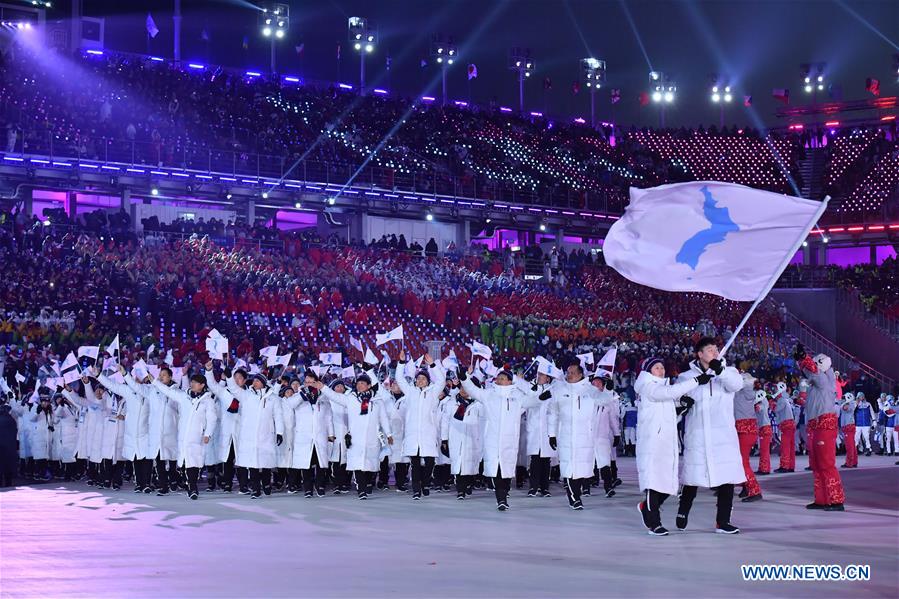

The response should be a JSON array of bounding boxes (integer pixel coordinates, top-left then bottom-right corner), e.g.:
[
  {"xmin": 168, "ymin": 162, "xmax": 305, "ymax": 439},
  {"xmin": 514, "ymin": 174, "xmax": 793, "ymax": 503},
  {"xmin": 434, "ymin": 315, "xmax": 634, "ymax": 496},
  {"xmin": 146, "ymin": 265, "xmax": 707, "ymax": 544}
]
[
  {"xmin": 432, "ymin": 35, "xmax": 459, "ymax": 106},
  {"xmin": 509, "ymin": 47, "xmax": 535, "ymax": 112},
  {"xmin": 259, "ymin": 3, "xmax": 289, "ymax": 73},
  {"xmin": 649, "ymin": 71, "xmax": 675, "ymax": 127},
  {"xmin": 801, "ymin": 62, "xmax": 826, "ymax": 96},
  {"xmin": 581, "ymin": 58, "xmax": 606, "ymax": 127},
  {"xmin": 349, "ymin": 17, "xmax": 376, "ymax": 92}
]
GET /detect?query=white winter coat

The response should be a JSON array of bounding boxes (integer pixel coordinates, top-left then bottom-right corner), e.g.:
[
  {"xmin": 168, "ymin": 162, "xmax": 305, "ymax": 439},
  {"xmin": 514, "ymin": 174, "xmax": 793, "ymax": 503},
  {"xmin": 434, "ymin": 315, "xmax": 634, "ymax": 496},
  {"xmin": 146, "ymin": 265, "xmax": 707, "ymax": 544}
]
[
  {"xmin": 461, "ymin": 377, "xmax": 544, "ymax": 478},
  {"xmin": 28, "ymin": 406, "xmax": 55, "ymax": 461},
  {"xmin": 440, "ymin": 396, "xmax": 484, "ymax": 476},
  {"xmin": 382, "ymin": 391, "xmax": 410, "ymax": 465},
  {"xmin": 524, "ymin": 383, "xmax": 557, "ymax": 458},
  {"xmin": 128, "ymin": 378, "xmax": 179, "ymax": 461},
  {"xmin": 276, "ymin": 395, "xmax": 296, "ymax": 469},
  {"xmin": 593, "ymin": 390, "xmax": 621, "ymax": 469},
  {"xmin": 152, "ymin": 380, "xmax": 218, "ymax": 469},
  {"xmin": 548, "ymin": 378, "xmax": 605, "ymax": 480},
  {"xmin": 54, "ymin": 402, "xmax": 79, "ymax": 463},
  {"xmin": 227, "ymin": 380, "xmax": 285, "ymax": 469},
  {"xmin": 100, "ymin": 374, "xmax": 151, "ymax": 460},
  {"xmin": 205, "ymin": 372, "xmax": 239, "ymax": 463},
  {"xmin": 10, "ymin": 401, "xmax": 32, "ymax": 458},
  {"xmin": 328, "ymin": 391, "xmax": 349, "ymax": 463},
  {"xmin": 284, "ymin": 390, "xmax": 334, "ymax": 469},
  {"xmin": 395, "ymin": 362, "xmax": 446, "ymax": 458},
  {"xmin": 63, "ymin": 388, "xmax": 101, "ymax": 461},
  {"xmin": 320, "ymin": 386, "xmax": 391, "ymax": 472},
  {"xmin": 678, "ymin": 361, "xmax": 746, "ymax": 488},
  {"xmin": 634, "ymin": 371, "xmax": 698, "ymax": 495},
  {"xmin": 436, "ymin": 395, "xmax": 455, "ymax": 466}
]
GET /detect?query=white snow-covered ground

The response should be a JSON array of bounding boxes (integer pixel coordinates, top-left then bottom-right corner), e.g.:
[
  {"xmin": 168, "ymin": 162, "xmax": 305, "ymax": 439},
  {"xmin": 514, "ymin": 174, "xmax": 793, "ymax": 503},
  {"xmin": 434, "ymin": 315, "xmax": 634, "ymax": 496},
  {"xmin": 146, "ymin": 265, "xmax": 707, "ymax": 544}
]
[{"xmin": 1, "ymin": 455, "xmax": 897, "ymax": 598}]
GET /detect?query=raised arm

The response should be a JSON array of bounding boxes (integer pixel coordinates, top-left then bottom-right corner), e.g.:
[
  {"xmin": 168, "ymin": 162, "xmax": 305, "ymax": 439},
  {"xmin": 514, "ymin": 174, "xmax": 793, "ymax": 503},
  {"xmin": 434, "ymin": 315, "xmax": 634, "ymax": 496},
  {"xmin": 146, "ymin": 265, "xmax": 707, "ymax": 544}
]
[
  {"xmin": 98, "ymin": 372, "xmax": 134, "ymax": 399},
  {"xmin": 460, "ymin": 377, "xmax": 489, "ymax": 403},
  {"xmin": 717, "ymin": 366, "xmax": 744, "ymax": 393},
  {"xmin": 151, "ymin": 378, "xmax": 185, "ymax": 402},
  {"xmin": 641, "ymin": 377, "xmax": 699, "ymax": 402},
  {"xmin": 394, "ymin": 365, "xmax": 416, "ymax": 398},
  {"xmin": 319, "ymin": 385, "xmax": 348, "ymax": 408}
]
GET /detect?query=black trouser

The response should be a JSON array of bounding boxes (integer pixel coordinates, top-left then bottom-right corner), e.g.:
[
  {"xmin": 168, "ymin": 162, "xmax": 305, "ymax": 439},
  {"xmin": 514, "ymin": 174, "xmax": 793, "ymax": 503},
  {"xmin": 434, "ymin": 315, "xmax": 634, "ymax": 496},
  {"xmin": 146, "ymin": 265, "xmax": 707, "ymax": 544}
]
[
  {"xmin": 86, "ymin": 460, "xmax": 99, "ymax": 482},
  {"xmin": 455, "ymin": 474, "xmax": 473, "ymax": 495},
  {"xmin": 155, "ymin": 456, "xmax": 177, "ymax": 491},
  {"xmin": 678, "ymin": 484, "xmax": 735, "ymax": 527},
  {"xmin": 564, "ymin": 477, "xmax": 585, "ymax": 505},
  {"xmin": 394, "ymin": 463, "xmax": 409, "ymax": 487},
  {"xmin": 330, "ymin": 461, "xmax": 349, "ymax": 490},
  {"xmin": 378, "ymin": 457, "xmax": 390, "ymax": 487},
  {"xmin": 599, "ymin": 466, "xmax": 613, "ymax": 492},
  {"xmin": 220, "ymin": 444, "xmax": 235, "ymax": 490},
  {"xmin": 610, "ymin": 460, "xmax": 618, "ymax": 481},
  {"xmin": 301, "ymin": 449, "xmax": 328, "ymax": 493},
  {"xmin": 272, "ymin": 468, "xmax": 285, "ymax": 488},
  {"xmin": 205, "ymin": 464, "xmax": 218, "ymax": 489},
  {"xmin": 236, "ymin": 466, "xmax": 249, "ymax": 491},
  {"xmin": 644, "ymin": 489, "xmax": 669, "ymax": 529},
  {"xmin": 248, "ymin": 468, "xmax": 272, "ymax": 493},
  {"xmin": 63, "ymin": 461, "xmax": 78, "ymax": 480},
  {"xmin": 515, "ymin": 465, "xmax": 528, "ymax": 488},
  {"xmin": 101, "ymin": 459, "xmax": 124, "ymax": 487},
  {"xmin": 134, "ymin": 458, "xmax": 152, "ymax": 489},
  {"xmin": 410, "ymin": 455, "xmax": 435, "ymax": 493},
  {"xmin": 493, "ymin": 476, "xmax": 511, "ymax": 504},
  {"xmin": 433, "ymin": 463, "xmax": 451, "ymax": 487},
  {"xmin": 186, "ymin": 467, "xmax": 200, "ymax": 494},
  {"xmin": 529, "ymin": 455, "xmax": 550, "ymax": 492},
  {"xmin": 33, "ymin": 458, "xmax": 48, "ymax": 478},
  {"xmin": 355, "ymin": 470, "xmax": 372, "ymax": 495}
]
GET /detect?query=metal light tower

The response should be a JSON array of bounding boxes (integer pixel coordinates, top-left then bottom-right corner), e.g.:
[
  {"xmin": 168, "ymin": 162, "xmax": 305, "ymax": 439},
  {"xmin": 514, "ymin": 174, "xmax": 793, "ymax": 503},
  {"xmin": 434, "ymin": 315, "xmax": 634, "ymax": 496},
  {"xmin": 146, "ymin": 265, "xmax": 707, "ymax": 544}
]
[
  {"xmin": 581, "ymin": 57, "xmax": 606, "ymax": 127},
  {"xmin": 349, "ymin": 17, "xmax": 376, "ymax": 93},
  {"xmin": 649, "ymin": 71, "xmax": 676, "ymax": 127},
  {"xmin": 709, "ymin": 74, "xmax": 733, "ymax": 128},
  {"xmin": 509, "ymin": 48, "xmax": 535, "ymax": 112},
  {"xmin": 432, "ymin": 35, "xmax": 457, "ymax": 106},
  {"xmin": 260, "ymin": 2, "xmax": 289, "ymax": 73}
]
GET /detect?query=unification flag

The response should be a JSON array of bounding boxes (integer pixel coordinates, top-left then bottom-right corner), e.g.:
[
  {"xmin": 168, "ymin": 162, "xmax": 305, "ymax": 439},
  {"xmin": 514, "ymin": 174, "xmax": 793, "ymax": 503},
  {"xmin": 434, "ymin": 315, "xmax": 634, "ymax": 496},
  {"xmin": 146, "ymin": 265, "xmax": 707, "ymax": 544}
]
[
  {"xmin": 268, "ymin": 353, "xmax": 292, "ymax": 368},
  {"xmin": 77, "ymin": 346, "xmax": 99, "ymax": 360},
  {"xmin": 105, "ymin": 334, "xmax": 120, "ymax": 357},
  {"xmin": 349, "ymin": 336, "xmax": 364, "ymax": 353},
  {"xmin": 319, "ymin": 352, "xmax": 342, "ymax": 366},
  {"xmin": 536, "ymin": 356, "xmax": 564, "ymax": 379},
  {"xmin": 576, "ymin": 352, "xmax": 594, "ymax": 366},
  {"xmin": 470, "ymin": 340, "xmax": 492, "ymax": 360},
  {"xmin": 603, "ymin": 182, "xmax": 826, "ymax": 302},
  {"xmin": 376, "ymin": 325, "xmax": 404, "ymax": 346}
]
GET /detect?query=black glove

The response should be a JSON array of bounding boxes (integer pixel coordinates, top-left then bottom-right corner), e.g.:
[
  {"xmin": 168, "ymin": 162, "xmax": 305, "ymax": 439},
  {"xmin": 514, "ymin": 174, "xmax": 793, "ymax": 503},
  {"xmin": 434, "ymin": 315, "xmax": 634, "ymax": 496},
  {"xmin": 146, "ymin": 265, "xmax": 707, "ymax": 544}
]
[
  {"xmin": 605, "ymin": 378, "xmax": 614, "ymax": 391},
  {"xmin": 549, "ymin": 436, "xmax": 557, "ymax": 450},
  {"xmin": 344, "ymin": 433, "xmax": 352, "ymax": 449},
  {"xmin": 276, "ymin": 434, "xmax": 283, "ymax": 446},
  {"xmin": 695, "ymin": 373, "xmax": 714, "ymax": 385},
  {"xmin": 47, "ymin": 425, "xmax": 55, "ymax": 432},
  {"xmin": 223, "ymin": 367, "xmax": 233, "ymax": 378},
  {"xmin": 680, "ymin": 396, "xmax": 695, "ymax": 410},
  {"xmin": 440, "ymin": 440, "xmax": 450, "ymax": 458},
  {"xmin": 793, "ymin": 343, "xmax": 806, "ymax": 362},
  {"xmin": 538, "ymin": 390, "xmax": 552, "ymax": 401},
  {"xmin": 613, "ymin": 435, "xmax": 620, "ymax": 448},
  {"xmin": 709, "ymin": 359, "xmax": 723, "ymax": 375},
  {"xmin": 531, "ymin": 383, "xmax": 539, "ymax": 392},
  {"xmin": 456, "ymin": 366, "xmax": 467, "ymax": 381}
]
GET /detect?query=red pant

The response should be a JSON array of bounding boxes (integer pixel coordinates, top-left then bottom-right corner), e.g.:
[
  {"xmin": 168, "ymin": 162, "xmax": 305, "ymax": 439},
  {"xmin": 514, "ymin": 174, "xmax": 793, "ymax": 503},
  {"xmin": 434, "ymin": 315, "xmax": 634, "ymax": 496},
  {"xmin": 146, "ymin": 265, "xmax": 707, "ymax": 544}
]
[
  {"xmin": 842, "ymin": 424, "xmax": 857, "ymax": 467},
  {"xmin": 736, "ymin": 418, "xmax": 761, "ymax": 497},
  {"xmin": 779, "ymin": 419, "xmax": 795, "ymax": 470},
  {"xmin": 758, "ymin": 425, "xmax": 773, "ymax": 473},
  {"xmin": 808, "ymin": 414, "xmax": 845, "ymax": 505}
]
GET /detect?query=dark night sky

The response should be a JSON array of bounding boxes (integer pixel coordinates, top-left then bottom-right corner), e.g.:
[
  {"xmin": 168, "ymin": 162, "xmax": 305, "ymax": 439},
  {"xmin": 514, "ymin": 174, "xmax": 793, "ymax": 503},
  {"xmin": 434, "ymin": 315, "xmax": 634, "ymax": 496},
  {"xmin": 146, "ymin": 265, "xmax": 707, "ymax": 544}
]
[{"xmin": 46, "ymin": 0, "xmax": 899, "ymax": 127}]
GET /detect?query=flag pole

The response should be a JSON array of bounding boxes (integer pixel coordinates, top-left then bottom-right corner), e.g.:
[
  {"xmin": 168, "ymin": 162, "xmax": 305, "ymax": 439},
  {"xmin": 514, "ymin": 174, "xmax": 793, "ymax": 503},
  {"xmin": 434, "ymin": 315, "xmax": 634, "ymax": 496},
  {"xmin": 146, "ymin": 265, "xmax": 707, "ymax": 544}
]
[{"xmin": 721, "ymin": 196, "xmax": 829, "ymax": 357}]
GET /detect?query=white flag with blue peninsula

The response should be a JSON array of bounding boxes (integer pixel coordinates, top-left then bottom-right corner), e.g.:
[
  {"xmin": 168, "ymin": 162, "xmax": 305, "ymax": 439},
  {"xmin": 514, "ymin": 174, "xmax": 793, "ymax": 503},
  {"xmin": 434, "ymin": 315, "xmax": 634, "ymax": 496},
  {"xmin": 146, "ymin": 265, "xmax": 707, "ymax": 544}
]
[{"xmin": 603, "ymin": 181, "xmax": 827, "ymax": 302}]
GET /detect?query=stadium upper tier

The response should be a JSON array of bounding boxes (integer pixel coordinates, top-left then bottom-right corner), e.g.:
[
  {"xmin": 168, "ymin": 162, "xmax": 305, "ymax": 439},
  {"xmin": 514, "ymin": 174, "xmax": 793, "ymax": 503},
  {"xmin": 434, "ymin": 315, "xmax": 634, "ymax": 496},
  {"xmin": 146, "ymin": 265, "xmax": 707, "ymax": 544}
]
[{"xmin": 1, "ymin": 49, "xmax": 896, "ymax": 221}]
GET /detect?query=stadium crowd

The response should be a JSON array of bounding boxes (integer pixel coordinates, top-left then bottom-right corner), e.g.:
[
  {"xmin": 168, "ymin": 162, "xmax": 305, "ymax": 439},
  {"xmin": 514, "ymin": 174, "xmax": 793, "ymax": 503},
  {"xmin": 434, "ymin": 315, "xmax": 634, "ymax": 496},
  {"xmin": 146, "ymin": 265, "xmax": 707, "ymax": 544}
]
[{"xmin": 1, "ymin": 47, "xmax": 896, "ymax": 217}]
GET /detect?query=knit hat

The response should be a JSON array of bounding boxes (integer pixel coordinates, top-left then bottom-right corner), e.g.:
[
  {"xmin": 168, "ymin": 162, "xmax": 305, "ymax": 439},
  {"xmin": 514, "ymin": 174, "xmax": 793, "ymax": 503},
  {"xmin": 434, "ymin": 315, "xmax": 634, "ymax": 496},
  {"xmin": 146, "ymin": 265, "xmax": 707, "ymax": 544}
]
[
  {"xmin": 640, "ymin": 357, "xmax": 663, "ymax": 373},
  {"xmin": 329, "ymin": 378, "xmax": 346, "ymax": 391},
  {"xmin": 250, "ymin": 373, "xmax": 269, "ymax": 387}
]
